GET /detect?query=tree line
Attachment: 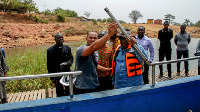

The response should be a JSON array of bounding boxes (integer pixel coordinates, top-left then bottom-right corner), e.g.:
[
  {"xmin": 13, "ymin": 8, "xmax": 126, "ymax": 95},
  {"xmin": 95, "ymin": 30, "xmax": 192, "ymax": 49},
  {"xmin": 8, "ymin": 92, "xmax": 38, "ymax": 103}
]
[
  {"xmin": 41, "ymin": 7, "xmax": 78, "ymax": 18},
  {"xmin": 129, "ymin": 10, "xmax": 200, "ymax": 27},
  {"xmin": 0, "ymin": 0, "xmax": 38, "ymax": 12},
  {"xmin": 1, "ymin": 1, "xmax": 200, "ymax": 27}
]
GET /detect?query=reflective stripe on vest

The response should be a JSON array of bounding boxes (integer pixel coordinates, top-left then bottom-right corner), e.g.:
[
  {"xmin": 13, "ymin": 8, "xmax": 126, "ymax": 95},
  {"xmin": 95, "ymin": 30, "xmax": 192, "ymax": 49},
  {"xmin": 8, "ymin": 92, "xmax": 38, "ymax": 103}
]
[{"xmin": 126, "ymin": 52, "xmax": 143, "ymax": 77}]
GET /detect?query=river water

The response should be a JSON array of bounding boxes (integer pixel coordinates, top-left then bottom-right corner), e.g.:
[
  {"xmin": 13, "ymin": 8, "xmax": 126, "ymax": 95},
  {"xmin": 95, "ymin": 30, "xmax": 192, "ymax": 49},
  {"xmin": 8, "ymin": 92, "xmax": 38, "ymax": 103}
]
[{"xmin": 5, "ymin": 38, "xmax": 200, "ymax": 75}]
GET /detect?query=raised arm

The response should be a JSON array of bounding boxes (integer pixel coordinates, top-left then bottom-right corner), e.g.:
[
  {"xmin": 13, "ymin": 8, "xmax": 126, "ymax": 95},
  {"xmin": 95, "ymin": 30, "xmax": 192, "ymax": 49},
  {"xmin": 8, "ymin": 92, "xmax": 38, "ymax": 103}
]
[{"xmin": 82, "ymin": 22, "xmax": 118, "ymax": 57}]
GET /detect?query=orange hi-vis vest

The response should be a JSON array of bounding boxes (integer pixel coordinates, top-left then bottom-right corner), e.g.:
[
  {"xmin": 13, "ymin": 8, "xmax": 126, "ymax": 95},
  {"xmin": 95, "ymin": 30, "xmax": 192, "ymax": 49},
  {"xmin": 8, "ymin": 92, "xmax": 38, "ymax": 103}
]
[{"xmin": 112, "ymin": 45, "xmax": 144, "ymax": 77}]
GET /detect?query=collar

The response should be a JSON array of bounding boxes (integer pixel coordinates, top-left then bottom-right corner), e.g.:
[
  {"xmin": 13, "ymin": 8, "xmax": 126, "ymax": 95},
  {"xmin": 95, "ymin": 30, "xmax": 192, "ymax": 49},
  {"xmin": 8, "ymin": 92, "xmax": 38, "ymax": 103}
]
[
  {"xmin": 180, "ymin": 31, "xmax": 187, "ymax": 34},
  {"xmin": 136, "ymin": 35, "xmax": 146, "ymax": 39},
  {"xmin": 55, "ymin": 44, "xmax": 63, "ymax": 49},
  {"xmin": 119, "ymin": 46, "xmax": 128, "ymax": 51},
  {"xmin": 162, "ymin": 28, "xmax": 170, "ymax": 33}
]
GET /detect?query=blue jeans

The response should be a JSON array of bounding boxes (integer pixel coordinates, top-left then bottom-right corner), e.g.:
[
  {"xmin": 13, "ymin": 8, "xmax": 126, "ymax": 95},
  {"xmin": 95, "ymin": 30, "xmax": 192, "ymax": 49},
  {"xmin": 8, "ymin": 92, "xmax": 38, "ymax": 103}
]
[{"xmin": 177, "ymin": 50, "xmax": 189, "ymax": 74}]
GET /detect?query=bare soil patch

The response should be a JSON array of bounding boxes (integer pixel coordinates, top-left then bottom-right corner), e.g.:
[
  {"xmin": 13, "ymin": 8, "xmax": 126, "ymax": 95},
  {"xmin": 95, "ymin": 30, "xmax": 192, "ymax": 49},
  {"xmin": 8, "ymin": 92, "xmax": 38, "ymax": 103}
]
[{"xmin": 0, "ymin": 13, "xmax": 200, "ymax": 48}]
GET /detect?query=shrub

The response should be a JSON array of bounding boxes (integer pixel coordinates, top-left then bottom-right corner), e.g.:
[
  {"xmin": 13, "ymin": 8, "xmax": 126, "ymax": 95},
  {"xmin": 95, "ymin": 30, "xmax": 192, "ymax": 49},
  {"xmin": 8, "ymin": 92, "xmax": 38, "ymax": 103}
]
[
  {"xmin": 57, "ymin": 14, "xmax": 65, "ymax": 22},
  {"xmin": 34, "ymin": 15, "xmax": 40, "ymax": 22},
  {"xmin": 92, "ymin": 19, "xmax": 97, "ymax": 25},
  {"xmin": 40, "ymin": 19, "xmax": 49, "ymax": 24},
  {"xmin": 63, "ymin": 27, "xmax": 76, "ymax": 36}
]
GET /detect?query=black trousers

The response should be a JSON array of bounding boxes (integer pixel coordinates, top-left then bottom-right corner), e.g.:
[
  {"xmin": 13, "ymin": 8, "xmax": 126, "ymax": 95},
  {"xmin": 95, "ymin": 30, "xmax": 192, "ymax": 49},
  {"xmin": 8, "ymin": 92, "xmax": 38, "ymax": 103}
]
[
  {"xmin": 0, "ymin": 98, "xmax": 7, "ymax": 104},
  {"xmin": 53, "ymin": 79, "xmax": 69, "ymax": 97},
  {"xmin": 97, "ymin": 75, "xmax": 113, "ymax": 91},
  {"xmin": 143, "ymin": 63, "xmax": 149, "ymax": 84},
  {"xmin": 198, "ymin": 66, "xmax": 200, "ymax": 75},
  {"xmin": 74, "ymin": 87, "xmax": 99, "ymax": 95},
  {"xmin": 159, "ymin": 49, "xmax": 171, "ymax": 77},
  {"xmin": 177, "ymin": 50, "xmax": 189, "ymax": 74}
]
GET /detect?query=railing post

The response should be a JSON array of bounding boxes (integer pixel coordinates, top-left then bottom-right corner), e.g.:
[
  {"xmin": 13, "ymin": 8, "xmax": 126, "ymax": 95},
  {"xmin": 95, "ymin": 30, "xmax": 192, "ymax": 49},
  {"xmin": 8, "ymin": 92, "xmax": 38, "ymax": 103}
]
[
  {"xmin": 152, "ymin": 65, "xmax": 155, "ymax": 87},
  {"xmin": 69, "ymin": 74, "xmax": 74, "ymax": 99}
]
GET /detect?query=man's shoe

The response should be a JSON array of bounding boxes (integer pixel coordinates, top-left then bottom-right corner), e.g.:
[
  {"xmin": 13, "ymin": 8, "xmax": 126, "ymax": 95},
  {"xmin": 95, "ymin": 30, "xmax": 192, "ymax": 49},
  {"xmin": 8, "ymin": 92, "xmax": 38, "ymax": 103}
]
[
  {"xmin": 158, "ymin": 74, "xmax": 163, "ymax": 78},
  {"xmin": 176, "ymin": 72, "xmax": 180, "ymax": 76},
  {"xmin": 185, "ymin": 73, "xmax": 189, "ymax": 77},
  {"xmin": 168, "ymin": 73, "xmax": 171, "ymax": 78}
]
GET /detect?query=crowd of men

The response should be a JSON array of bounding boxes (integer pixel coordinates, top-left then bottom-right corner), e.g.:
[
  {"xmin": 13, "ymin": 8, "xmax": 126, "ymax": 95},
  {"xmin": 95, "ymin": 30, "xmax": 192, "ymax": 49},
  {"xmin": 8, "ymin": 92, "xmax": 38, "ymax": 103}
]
[
  {"xmin": 1, "ymin": 21, "xmax": 199, "ymax": 103},
  {"xmin": 45, "ymin": 21, "xmax": 194, "ymax": 96}
]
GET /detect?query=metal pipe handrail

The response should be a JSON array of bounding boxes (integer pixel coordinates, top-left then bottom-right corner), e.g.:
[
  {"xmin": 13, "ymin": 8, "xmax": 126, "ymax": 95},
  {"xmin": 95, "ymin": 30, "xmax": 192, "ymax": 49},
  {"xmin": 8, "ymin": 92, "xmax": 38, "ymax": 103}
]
[
  {"xmin": 0, "ymin": 71, "xmax": 82, "ymax": 81},
  {"xmin": 0, "ymin": 71, "xmax": 82, "ymax": 99},
  {"xmin": 151, "ymin": 56, "xmax": 200, "ymax": 87},
  {"xmin": 150, "ymin": 56, "xmax": 200, "ymax": 66}
]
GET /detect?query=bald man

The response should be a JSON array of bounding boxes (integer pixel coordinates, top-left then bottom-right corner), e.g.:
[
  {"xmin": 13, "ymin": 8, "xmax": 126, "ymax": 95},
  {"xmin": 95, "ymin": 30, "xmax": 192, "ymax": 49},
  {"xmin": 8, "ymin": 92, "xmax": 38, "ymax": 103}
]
[
  {"xmin": 47, "ymin": 33, "xmax": 74, "ymax": 97},
  {"xmin": 75, "ymin": 23, "xmax": 118, "ymax": 94},
  {"xmin": 174, "ymin": 25, "xmax": 191, "ymax": 77}
]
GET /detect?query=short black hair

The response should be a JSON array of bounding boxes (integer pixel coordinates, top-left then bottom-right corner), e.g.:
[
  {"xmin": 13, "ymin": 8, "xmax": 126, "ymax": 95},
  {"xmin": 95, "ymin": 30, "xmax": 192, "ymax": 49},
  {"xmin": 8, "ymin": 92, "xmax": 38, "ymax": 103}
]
[
  {"xmin": 87, "ymin": 31, "xmax": 97, "ymax": 37},
  {"xmin": 138, "ymin": 26, "xmax": 145, "ymax": 31},
  {"xmin": 124, "ymin": 28, "xmax": 130, "ymax": 32},
  {"xmin": 163, "ymin": 21, "xmax": 169, "ymax": 25},
  {"xmin": 98, "ymin": 30, "xmax": 108, "ymax": 39},
  {"xmin": 118, "ymin": 28, "xmax": 131, "ymax": 37},
  {"xmin": 180, "ymin": 24, "xmax": 186, "ymax": 28}
]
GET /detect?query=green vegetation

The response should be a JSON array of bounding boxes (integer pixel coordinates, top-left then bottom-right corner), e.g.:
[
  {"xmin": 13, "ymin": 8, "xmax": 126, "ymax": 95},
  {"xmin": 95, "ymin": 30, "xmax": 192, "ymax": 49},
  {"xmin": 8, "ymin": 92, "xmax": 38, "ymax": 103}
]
[
  {"xmin": 164, "ymin": 14, "xmax": 175, "ymax": 25},
  {"xmin": 5, "ymin": 47, "xmax": 50, "ymax": 93},
  {"xmin": 0, "ymin": 0, "xmax": 38, "ymax": 12},
  {"xmin": 53, "ymin": 7, "xmax": 78, "ymax": 17},
  {"xmin": 56, "ymin": 13, "xmax": 65, "ymax": 22},
  {"xmin": 30, "ymin": 15, "xmax": 48, "ymax": 23},
  {"xmin": 188, "ymin": 20, "xmax": 200, "ymax": 27},
  {"xmin": 174, "ymin": 19, "xmax": 200, "ymax": 27},
  {"xmin": 96, "ymin": 18, "xmax": 126, "ymax": 24},
  {"xmin": 92, "ymin": 19, "xmax": 97, "ymax": 25},
  {"xmin": 33, "ymin": 15, "xmax": 39, "ymax": 22},
  {"xmin": 5, "ymin": 41, "xmax": 85, "ymax": 93},
  {"xmin": 41, "ymin": 7, "xmax": 78, "ymax": 22},
  {"xmin": 195, "ymin": 20, "xmax": 200, "ymax": 27},
  {"xmin": 40, "ymin": 18, "xmax": 49, "ymax": 24},
  {"xmin": 42, "ymin": 7, "xmax": 78, "ymax": 18},
  {"xmin": 43, "ymin": 9, "xmax": 52, "ymax": 16},
  {"xmin": 63, "ymin": 26, "xmax": 83, "ymax": 36},
  {"xmin": 183, "ymin": 19, "xmax": 190, "ymax": 26}
]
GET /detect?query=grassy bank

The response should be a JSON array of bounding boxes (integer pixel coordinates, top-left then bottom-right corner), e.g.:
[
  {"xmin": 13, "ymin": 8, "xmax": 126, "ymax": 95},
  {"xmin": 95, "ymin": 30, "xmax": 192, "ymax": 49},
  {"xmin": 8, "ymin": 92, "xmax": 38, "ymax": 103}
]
[{"xmin": 5, "ymin": 41, "xmax": 86, "ymax": 93}]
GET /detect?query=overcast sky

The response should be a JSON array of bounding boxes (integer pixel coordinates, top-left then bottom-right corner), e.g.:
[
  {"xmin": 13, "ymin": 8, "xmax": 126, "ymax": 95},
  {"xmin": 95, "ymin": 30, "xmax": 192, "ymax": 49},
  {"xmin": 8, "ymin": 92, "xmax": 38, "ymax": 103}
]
[{"xmin": 33, "ymin": 0, "xmax": 200, "ymax": 24}]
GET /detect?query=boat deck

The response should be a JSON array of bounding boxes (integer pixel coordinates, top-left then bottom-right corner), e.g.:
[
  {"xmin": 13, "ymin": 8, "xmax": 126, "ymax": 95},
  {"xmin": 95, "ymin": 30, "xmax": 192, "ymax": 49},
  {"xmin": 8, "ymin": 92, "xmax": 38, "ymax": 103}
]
[
  {"xmin": 149, "ymin": 68, "xmax": 198, "ymax": 83},
  {"xmin": 6, "ymin": 88, "xmax": 56, "ymax": 103},
  {"xmin": 5, "ymin": 68, "xmax": 198, "ymax": 103}
]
